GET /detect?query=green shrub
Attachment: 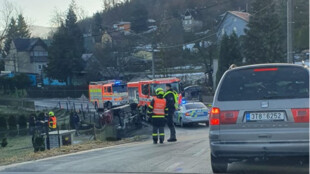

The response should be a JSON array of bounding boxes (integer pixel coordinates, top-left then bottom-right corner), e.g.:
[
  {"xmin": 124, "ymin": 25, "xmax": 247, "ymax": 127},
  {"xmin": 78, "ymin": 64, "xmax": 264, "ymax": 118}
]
[
  {"xmin": 18, "ymin": 115, "xmax": 28, "ymax": 135},
  {"xmin": 0, "ymin": 116, "xmax": 7, "ymax": 138},
  {"xmin": 0, "ymin": 116, "xmax": 7, "ymax": 131},
  {"xmin": 18, "ymin": 115, "xmax": 27, "ymax": 129},
  {"xmin": 1, "ymin": 137, "xmax": 7, "ymax": 147},
  {"xmin": 8, "ymin": 115, "xmax": 17, "ymax": 130},
  {"xmin": 8, "ymin": 115, "xmax": 17, "ymax": 136}
]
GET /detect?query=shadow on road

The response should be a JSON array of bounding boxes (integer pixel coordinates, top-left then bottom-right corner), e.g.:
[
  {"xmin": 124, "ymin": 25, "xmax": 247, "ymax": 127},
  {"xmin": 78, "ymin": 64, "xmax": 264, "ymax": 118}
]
[{"xmin": 176, "ymin": 123, "xmax": 208, "ymax": 130}]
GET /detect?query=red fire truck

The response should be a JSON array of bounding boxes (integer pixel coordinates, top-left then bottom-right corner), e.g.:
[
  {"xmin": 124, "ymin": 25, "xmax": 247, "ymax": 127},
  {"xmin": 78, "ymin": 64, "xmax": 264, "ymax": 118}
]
[
  {"xmin": 89, "ymin": 80, "xmax": 128, "ymax": 110},
  {"xmin": 127, "ymin": 77, "xmax": 182, "ymax": 120}
]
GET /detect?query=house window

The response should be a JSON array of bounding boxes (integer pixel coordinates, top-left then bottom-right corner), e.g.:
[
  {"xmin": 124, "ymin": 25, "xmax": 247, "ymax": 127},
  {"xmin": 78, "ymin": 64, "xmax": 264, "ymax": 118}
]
[
  {"xmin": 34, "ymin": 51, "xmax": 39, "ymax": 56},
  {"xmin": 38, "ymin": 65, "xmax": 42, "ymax": 70},
  {"xmin": 32, "ymin": 51, "xmax": 48, "ymax": 57}
]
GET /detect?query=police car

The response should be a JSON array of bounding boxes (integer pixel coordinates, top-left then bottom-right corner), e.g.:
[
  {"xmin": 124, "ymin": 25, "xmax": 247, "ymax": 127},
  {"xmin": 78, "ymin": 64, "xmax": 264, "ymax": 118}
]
[{"xmin": 173, "ymin": 101, "xmax": 210, "ymax": 127}]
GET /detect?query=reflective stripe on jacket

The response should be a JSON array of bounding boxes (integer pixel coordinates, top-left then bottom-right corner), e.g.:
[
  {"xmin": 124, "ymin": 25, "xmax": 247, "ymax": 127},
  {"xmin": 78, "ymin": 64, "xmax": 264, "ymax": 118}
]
[
  {"xmin": 153, "ymin": 98, "xmax": 166, "ymax": 115},
  {"xmin": 48, "ymin": 116, "xmax": 57, "ymax": 129},
  {"xmin": 164, "ymin": 90, "xmax": 178, "ymax": 110}
]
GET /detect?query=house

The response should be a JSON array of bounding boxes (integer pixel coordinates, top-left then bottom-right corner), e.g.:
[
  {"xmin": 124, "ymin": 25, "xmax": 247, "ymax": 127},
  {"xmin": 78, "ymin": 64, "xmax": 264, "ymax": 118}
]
[
  {"xmin": 182, "ymin": 9, "xmax": 203, "ymax": 32},
  {"xmin": 101, "ymin": 31, "xmax": 112, "ymax": 47},
  {"xmin": 4, "ymin": 38, "xmax": 48, "ymax": 76},
  {"xmin": 83, "ymin": 33, "xmax": 95, "ymax": 53},
  {"xmin": 113, "ymin": 21, "xmax": 131, "ymax": 35},
  {"xmin": 217, "ymin": 11, "xmax": 250, "ymax": 40}
]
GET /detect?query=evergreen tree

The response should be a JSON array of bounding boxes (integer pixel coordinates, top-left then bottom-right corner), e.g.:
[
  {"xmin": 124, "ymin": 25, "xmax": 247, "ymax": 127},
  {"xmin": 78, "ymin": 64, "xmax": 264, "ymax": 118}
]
[
  {"xmin": 243, "ymin": 0, "xmax": 285, "ymax": 64},
  {"xmin": 130, "ymin": 2, "xmax": 148, "ymax": 33},
  {"xmin": 47, "ymin": 2, "xmax": 84, "ymax": 85},
  {"xmin": 293, "ymin": 0, "xmax": 309, "ymax": 51},
  {"xmin": 216, "ymin": 33, "xmax": 242, "ymax": 84},
  {"xmin": 2, "ymin": 18, "xmax": 17, "ymax": 57},
  {"xmin": 2, "ymin": 14, "xmax": 30, "ymax": 57},
  {"xmin": 16, "ymin": 14, "xmax": 31, "ymax": 38},
  {"xmin": 92, "ymin": 12, "xmax": 103, "ymax": 42}
]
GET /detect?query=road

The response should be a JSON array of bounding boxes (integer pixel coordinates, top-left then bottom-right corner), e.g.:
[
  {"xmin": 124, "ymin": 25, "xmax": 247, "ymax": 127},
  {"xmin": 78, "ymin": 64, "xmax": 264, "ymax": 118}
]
[{"xmin": 0, "ymin": 125, "xmax": 308, "ymax": 174}]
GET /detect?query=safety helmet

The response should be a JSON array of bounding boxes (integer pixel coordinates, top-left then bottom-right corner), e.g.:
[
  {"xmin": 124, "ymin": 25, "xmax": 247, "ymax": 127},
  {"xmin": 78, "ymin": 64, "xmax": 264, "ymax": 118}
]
[
  {"xmin": 155, "ymin": 88, "xmax": 164, "ymax": 95},
  {"xmin": 49, "ymin": 111, "xmax": 54, "ymax": 116}
]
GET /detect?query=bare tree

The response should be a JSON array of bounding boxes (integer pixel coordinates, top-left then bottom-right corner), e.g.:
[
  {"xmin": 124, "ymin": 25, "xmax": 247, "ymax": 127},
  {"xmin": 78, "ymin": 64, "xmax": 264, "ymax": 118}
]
[
  {"xmin": 0, "ymin": 0, "xmax": 18, "ymax": 49},
  {"xmin": 50, "ymin": 7, "xmax": 66, "ymax": 27},
  {"xmin": 50, "ymin": 2, "xmax": 87, "ymax": 28}
]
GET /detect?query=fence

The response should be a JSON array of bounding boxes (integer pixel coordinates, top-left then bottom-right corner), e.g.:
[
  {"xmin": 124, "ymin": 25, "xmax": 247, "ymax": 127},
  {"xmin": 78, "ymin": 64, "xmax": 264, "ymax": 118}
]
[
  {"xmin": 0, "ymin": 98, "xmax": 35, "ymax": 110},
  {"xmin": 27, "ymin": 86, "xmax": 88, "ymax": 98}
]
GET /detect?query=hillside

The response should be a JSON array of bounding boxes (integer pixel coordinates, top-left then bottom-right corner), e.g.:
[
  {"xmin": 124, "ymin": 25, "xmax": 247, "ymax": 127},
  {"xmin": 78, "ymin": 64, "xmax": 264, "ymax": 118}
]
[
  {"xmin": 29, "ymin": 25, "xmax": 56, "ymax": 39},
  {"xmin": 79, "ymin": 0, "xmax": 254, "ymax": 35}
]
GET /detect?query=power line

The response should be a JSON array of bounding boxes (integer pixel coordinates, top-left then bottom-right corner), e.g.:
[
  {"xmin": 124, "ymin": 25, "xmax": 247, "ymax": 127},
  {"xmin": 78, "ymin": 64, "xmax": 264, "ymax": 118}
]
[
  {"xmin": 252, "ymin": 1, "xmax": 276, "ymax": 15},
  {"xmin": 158, "ymin": 33, "xmax": 217, "ymax": 49}
]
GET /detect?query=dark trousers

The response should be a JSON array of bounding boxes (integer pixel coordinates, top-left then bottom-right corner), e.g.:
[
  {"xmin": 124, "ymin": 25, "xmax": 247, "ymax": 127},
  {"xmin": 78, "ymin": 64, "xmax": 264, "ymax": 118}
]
[
  {"xmin": 152, "ymin": 117, "xmax": 166, "ymax": 142},
  {"xmin": 167, "ymin": 109, "xmax": 176, "ymax": 139},
  {"xmin": 74, "ymin": 123, "xmax": 80, "ymax": 135}
]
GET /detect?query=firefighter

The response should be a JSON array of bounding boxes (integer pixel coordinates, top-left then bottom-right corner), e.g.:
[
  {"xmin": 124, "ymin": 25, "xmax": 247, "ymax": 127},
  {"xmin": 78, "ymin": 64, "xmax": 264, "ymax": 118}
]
[
  {"xmin": 164, "ymin": 84, "xmax": 178, "ymax": 142},
  {"xmin": 147, "ymin": 88, "xmax": 168, "ymax": 144},
  {"xmin": 48, "ymin": 111, "xmax": 57, "ymax": 131}
]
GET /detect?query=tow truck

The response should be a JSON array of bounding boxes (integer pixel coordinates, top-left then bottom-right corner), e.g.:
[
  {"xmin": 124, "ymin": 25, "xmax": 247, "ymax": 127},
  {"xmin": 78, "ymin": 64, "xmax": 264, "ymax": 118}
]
[
  {"xmin": 89, "ymin": 80, "xmax": 128, "ymax": 110},
  {"xmin": 127, "ymin": 77, "xmax": 182, "ymax": 121}
]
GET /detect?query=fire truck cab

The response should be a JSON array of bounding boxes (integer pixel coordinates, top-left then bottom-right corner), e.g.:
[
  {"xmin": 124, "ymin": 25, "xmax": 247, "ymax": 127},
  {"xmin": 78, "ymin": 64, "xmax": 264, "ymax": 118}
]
[
  {"xmin": 89, "ymin": 80, "xmax": 128, "ymax": 110},
  {"xmin": 127, "ymin": 78, "xmax": 181, "ymax": 120}
]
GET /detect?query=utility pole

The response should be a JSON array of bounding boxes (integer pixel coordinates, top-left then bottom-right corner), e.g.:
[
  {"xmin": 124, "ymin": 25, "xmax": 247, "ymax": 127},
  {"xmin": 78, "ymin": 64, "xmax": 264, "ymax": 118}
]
[
  {"xmin": 13, "ymin": 53, "xmax": 16, "ymax": 73},
  {"xmin": 152, "ymin": 50, "xmax": 155, "ymax": 79},
  {"xmin": 287, "ymin": 0, "xmax": 293, "ymax": 63}
]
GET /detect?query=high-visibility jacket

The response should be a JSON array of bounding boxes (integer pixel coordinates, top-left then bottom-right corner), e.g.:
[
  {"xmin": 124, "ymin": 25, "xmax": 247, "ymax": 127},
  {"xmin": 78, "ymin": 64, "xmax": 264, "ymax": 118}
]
[
  {"xmin": 153, "ymin": 98, "xmax": 166, "ymax": 116},
  {"xmin": 164, "ymin": 90, "xmax": 179, "ymax": 110},
  {"xmin": 147, "ymin": 97, "xmax": 168, "ymax": 118},
  {"xmin": 48, "ymin": 116, "xmax": 57, "ymax": 129}
]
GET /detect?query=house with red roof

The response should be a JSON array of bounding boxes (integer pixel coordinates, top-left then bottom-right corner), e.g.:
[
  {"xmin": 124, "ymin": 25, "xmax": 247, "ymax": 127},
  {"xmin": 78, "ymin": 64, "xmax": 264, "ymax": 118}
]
[{"xmin": 217, "ymin": 11, "xmax": 250, "ymax": 40}]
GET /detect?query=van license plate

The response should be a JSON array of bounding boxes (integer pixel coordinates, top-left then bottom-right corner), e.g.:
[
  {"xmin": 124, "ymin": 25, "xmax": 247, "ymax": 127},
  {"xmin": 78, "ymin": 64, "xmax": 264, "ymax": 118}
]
[{"xmin": 246, "ymin": 112, "xmax": 285, "ymax": 121}]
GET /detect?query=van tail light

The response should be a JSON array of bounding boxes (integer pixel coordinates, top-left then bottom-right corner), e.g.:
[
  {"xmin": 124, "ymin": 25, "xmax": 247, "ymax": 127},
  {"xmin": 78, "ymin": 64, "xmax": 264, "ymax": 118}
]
[
  {"xmin": 185, "ymin": 112, "xmax": 191, "ymax": 116},
  {"xmin": 254, "ymin": 68, "xmax": 278, "ymax": 72},
  {"xmin": 210, "ymin": 107, "xmax": 220, "ymax": 125},
  {"xmin": 220, "ymin": 111, "xmax": 239, "ymax": 124},
  {"xmin": 210, "ymin": 107, "xmax": 239, "ymax": 125},
  {"xmin": 291, "ymin": 108, "xmax": 309, "ymax": 123}
]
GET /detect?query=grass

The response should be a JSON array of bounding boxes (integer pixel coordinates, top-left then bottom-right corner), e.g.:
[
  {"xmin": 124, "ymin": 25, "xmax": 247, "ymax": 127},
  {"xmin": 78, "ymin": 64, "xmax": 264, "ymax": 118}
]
[
  {"xmin": 0, "ymin": 135, "xmax": 149, "ymax": 166},
  {"xmin": 0, "ymin": 135, "xmax": 33, "ymax": 163}
]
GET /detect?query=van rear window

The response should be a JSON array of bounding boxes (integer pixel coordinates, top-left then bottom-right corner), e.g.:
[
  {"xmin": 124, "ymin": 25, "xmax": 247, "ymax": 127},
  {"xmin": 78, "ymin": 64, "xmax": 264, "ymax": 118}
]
[{"xmin": 218, "ymin": 66, "xmax": 309, "ymax": 101}]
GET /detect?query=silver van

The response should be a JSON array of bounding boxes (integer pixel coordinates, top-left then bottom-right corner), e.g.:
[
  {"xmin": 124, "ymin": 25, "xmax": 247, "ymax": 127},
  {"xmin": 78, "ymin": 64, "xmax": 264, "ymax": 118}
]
[{"xmin": 209, "ymin": 64, "xmax": 309, "ymax": 173}]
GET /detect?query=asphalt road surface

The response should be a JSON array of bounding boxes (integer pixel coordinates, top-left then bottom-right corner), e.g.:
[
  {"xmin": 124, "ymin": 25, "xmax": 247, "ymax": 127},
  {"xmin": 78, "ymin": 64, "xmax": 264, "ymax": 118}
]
[{"xmin": 0, "ymin": 124, "xmax": 308, "ymax": 174}]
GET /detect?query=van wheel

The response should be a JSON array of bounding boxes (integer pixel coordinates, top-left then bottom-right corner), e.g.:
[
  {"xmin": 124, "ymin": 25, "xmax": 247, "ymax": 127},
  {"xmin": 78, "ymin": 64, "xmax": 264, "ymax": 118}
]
[{"xmin": 211, "ymin": 154, "xmax": 228, "ymax": 173}]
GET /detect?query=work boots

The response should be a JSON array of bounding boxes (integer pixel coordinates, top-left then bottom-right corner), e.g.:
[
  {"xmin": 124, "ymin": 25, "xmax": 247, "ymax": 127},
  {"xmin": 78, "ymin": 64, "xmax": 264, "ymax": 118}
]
[{"xmin": 167, "ymin": 138, "xmax": 177, "ymax": 142}]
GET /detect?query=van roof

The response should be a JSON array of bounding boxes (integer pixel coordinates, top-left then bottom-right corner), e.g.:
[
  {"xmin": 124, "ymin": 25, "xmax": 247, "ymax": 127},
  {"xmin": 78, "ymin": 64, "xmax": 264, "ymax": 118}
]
[{"xmin": 228, "ymin": 63, "xmax": 306, "ymax": 72}]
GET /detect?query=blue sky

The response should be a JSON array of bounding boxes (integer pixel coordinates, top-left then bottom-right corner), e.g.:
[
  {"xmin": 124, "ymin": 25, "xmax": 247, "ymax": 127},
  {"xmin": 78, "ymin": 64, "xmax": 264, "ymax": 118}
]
[{"xmin": 1, "ymin": 0, "xmax": 104, "ymax": 27}]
